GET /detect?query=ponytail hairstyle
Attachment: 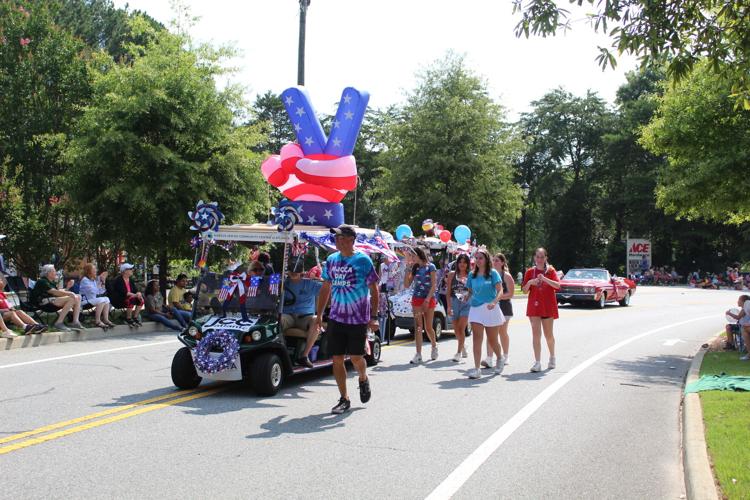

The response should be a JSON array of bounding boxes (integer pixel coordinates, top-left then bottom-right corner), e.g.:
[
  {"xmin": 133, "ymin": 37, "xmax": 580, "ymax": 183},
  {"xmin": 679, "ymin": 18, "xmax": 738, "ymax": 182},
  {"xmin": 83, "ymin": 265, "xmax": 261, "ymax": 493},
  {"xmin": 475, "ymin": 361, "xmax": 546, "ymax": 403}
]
[
  {"xmin": 413, "ymin": 247, "xmax": 428, "ymax": 264},
  {"xmin": 494, "ymin": 252, "xmax": 509, "ymax": 274}
]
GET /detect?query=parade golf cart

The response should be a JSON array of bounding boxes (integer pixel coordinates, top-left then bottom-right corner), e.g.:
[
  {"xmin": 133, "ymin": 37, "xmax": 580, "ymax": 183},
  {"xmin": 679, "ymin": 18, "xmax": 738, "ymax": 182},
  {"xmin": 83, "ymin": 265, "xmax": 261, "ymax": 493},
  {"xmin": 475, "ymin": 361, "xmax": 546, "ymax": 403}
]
[{"xmin": 170, "ymin": 222, "xmax": 390, "ymax": 396}]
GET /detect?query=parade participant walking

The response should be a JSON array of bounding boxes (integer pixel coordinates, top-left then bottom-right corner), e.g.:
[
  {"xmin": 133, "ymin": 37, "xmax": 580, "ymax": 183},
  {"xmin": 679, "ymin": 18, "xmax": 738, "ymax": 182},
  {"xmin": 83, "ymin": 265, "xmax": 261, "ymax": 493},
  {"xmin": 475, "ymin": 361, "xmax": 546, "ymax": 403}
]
[
  {"xmin": 446, "ymin": 253, "xmax": 471, "ymax": 362},
  {"xmin": 493, "ymin": 253, "xmax": 515, "ymax": 365},
  {"xmin": 315, "ymin": 224, "xmax": 379, "ymax": 415},
  {"xmin": 522, "ymin": 247, "xmax": 560, "ymax": 372},
  {"xmin": 405, "ymin": 247, "xmax": 438, "ymax": 364},
  {"xmin": 464, "ymin": 249, "xmax": 505, "ymax": 379}
]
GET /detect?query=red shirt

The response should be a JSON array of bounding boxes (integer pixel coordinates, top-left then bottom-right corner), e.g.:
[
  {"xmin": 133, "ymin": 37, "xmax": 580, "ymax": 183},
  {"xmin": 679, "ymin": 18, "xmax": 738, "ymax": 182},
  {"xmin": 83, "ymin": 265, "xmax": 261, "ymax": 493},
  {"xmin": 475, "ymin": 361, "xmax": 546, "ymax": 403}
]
[
  {"xmin": 0, "ymin": 291, "xmax": 10, "ymax": 310},
  {"xmin": 523, "ymin": 266, "xmax": 560, "ymax": 319}
]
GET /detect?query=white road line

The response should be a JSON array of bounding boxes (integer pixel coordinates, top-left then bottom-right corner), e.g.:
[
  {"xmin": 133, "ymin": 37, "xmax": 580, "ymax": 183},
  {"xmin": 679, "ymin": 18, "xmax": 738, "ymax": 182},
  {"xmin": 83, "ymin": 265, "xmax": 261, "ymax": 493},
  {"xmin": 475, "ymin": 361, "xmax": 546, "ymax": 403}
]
[
  {"xmin": 425, "ymin": 315, "xmax": 714, "ymax": 500},
  {"xmin": 0, "ymin": 340, "xmax": 177, "ymax": 370}
]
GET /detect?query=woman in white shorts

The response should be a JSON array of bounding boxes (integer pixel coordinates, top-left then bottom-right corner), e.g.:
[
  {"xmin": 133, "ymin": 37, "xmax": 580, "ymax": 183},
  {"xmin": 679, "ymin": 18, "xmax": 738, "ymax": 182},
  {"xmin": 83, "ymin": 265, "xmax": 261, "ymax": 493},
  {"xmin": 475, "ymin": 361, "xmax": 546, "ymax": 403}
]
[
  {"xmin": 464, "ymin": 249, "xmax": 505, "ymax": 379},
  {"xmin": 79, "ymin": 263, "xmax": 114, "ymax": 330}
]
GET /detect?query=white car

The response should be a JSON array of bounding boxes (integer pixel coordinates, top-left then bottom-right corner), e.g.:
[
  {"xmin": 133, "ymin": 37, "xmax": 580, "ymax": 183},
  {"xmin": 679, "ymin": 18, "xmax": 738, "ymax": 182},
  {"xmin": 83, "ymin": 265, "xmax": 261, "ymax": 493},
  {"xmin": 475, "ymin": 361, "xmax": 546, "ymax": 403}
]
[{"xmin": 386, "ymin": 287, "xmax": 447, "ymax": 341}]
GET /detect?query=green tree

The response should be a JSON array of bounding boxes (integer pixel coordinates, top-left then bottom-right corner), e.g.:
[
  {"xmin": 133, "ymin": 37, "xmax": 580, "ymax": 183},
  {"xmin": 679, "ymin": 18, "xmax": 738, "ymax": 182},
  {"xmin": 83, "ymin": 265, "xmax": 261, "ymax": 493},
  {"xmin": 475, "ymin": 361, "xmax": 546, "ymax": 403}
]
[
  {"xmin": 518, "ymin": 89, "xmax": 613, "ymax": 270},
  {"xmin": 249, "ymin": 90, "xmax": 295, "ymax": 154},
  {"xmin": 372, "ymin": 53, "xmax": 523, "ymax": 249},
  {"xmin": 641, "ymin": 62, "xmax": 750, "ymax": 225},
  {"xmin": 512, "ymin": 0, "xmax": 750, "ymax": 107},
  {"xmin": 65, "ymin": 17, "xmax": 267, "ymax": 289}
]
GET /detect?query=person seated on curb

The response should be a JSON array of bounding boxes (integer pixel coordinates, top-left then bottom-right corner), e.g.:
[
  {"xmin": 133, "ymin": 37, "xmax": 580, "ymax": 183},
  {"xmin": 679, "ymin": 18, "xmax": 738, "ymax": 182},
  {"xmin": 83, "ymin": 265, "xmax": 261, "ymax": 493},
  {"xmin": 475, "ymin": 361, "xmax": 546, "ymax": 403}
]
[
  {"xmin": 168, "ymin": 273, "xmax": 193, "ymax": 328},
  {"xmin": 0, "ymin": 274, "xmax": 46, "ymax": 336},
  {"xmin": 282, "ymin": 261, "xmax": 323, "ymax": 368},
  {"xmin": 725, "ymin": 295, "xmax": 750, "ymax": 358},
  {"xmin": 110, "ymin": 263, "xmax": 144, "ymax": 327},
  {"xmin": 29, "ymin": 264, "xmax": 83, "ymax": 332},
  {"xmin": 79, "ymin": 263, "xmax": 115, "ymax": 330},
  {"xmin": 144, "ymin": 280, "xmax": 182, "ymax": 331}
]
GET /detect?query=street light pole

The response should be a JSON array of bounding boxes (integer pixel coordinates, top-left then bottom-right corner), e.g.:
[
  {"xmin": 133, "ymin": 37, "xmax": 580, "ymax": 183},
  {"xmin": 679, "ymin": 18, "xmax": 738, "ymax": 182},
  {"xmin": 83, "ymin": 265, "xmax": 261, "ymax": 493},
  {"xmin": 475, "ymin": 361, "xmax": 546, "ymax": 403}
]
[
  {"xmin": 521, "ymin": 182, "xmax": 530, "ymax": 269},
  {"xmin": 297, "ymin": 0, "xmax": 311, "ymax": 86}
]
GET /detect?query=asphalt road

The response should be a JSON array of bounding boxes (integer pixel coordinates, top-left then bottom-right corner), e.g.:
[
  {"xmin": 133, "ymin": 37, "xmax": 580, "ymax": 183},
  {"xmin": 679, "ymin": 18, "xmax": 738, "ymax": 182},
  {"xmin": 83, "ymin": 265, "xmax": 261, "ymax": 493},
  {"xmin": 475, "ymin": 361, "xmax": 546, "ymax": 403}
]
[{"xmin": 0, "ymin": 287, "xmax": 734, "ymax": 499}]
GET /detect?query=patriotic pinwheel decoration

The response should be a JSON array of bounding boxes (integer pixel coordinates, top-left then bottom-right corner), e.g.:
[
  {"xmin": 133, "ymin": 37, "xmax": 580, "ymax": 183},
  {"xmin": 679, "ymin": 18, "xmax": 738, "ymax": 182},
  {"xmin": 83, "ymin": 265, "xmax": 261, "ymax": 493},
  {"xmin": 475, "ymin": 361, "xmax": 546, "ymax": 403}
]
[
  {"xmin": 188, "ymin": 200, "xmax": 224, "ymax": 234},
  {"xmin": 261, "ymin": 86, "xmax": 370, "ymax": 228},
  {"xmin": 272, "ymin": 202, "xmax": 302, "ymax": 232}
]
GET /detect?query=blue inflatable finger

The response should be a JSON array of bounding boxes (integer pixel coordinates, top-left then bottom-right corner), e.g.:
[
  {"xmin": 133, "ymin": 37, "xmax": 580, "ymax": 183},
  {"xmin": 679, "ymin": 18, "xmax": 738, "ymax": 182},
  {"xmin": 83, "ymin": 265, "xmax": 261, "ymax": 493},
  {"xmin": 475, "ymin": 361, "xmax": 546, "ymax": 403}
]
[
  {"xmin": 324, "ymin": 87, "xmax": 370, "ymax": 156},
  {"xmin": 281, "ymin": 87, "xmax": 327, "ymax": 155}
]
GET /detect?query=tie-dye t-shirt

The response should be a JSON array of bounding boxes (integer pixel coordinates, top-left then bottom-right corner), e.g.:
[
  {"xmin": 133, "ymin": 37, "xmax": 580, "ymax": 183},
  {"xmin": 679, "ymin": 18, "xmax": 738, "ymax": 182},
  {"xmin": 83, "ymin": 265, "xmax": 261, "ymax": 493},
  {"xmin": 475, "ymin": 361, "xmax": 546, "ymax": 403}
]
[{"xmin": 322, "ymin": 251, "xmax": 379, "ymax": 325}]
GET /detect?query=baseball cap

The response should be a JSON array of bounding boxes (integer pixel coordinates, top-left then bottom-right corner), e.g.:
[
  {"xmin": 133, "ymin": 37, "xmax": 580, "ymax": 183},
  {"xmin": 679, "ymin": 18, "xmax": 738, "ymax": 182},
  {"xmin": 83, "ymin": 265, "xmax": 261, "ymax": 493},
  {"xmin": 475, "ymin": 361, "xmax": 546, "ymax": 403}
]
[
  {"xmin": 119, "ymin": 263, "xmax": 134, "ymax": 272},
  {"xmin": 330, "ymin": 224, "xmax": 357, "ymax": 238}
]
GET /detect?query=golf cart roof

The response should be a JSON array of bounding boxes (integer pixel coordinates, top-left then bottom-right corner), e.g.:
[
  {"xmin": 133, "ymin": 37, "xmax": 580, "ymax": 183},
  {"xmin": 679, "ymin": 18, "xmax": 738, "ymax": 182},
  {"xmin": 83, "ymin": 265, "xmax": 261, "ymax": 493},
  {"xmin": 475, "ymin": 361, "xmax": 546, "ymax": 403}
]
[{"xmin": 211, "ymin": 223, "xmax": 394, "ymax": 244}]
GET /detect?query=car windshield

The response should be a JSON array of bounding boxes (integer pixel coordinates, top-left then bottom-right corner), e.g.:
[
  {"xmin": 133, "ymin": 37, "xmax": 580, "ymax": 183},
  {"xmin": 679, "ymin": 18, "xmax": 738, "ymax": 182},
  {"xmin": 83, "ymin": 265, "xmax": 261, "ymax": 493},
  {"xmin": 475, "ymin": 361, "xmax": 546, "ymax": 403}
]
[
  {"xmin": 564, "ymin": 269, "xmax": 609, "ymax": 281},
  {"xmin": 194, "ymin": 272, "xmax": 280, "ymax": 320}
]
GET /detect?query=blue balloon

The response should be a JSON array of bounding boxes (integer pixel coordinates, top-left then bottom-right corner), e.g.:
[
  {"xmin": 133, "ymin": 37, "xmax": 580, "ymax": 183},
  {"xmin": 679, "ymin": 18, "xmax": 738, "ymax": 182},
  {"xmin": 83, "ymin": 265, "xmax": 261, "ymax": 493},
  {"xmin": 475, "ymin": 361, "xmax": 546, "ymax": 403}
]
[
  {"xmin": 454, "ymin": 225, "xmax": 471, "ymax": 244},
  {"xmin": 395, "ymin": 224, "xmax": 413, "ymax": 241}
]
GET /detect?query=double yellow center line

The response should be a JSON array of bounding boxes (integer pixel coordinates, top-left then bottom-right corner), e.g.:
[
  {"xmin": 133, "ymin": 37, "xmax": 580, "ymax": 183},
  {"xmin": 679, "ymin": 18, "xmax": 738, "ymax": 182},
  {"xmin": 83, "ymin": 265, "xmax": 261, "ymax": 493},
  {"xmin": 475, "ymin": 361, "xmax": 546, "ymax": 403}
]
[{"xmin": 0, "ymin": 385, "xmax": 227, "ymax": 455}]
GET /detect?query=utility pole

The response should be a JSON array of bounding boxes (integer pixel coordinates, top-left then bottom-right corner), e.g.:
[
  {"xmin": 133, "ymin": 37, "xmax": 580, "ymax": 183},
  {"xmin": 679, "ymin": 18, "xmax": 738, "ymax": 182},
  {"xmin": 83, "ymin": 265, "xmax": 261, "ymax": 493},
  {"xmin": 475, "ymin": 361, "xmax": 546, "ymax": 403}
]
[{"xmin": 297, "ymin": 0, "xmax": 311, "ymax": 86}]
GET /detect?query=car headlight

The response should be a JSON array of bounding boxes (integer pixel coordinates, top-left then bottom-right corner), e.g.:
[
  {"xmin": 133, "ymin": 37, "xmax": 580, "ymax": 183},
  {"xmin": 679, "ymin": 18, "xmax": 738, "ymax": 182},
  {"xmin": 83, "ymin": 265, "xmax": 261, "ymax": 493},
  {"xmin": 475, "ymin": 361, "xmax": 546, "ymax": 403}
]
[
  {"xmin": 251, "ymin": 331, "xmax": 262, "ymax": 341},
  {"xmin": 188, "ymin": 326, "xmax": 199, "ymax": 337}
]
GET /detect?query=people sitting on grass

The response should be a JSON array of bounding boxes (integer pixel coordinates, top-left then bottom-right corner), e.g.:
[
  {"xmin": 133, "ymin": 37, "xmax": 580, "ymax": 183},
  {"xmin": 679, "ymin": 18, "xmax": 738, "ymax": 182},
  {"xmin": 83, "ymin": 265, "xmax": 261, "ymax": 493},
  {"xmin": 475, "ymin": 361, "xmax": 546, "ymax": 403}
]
[
  {"xmin": 144, "ymin": 280, "xmax": 182, "ymax": 331},
  {"xmin": 29, "ymin": 264, "xmax": 83, "ymax": 332},
  {"xmin": 110, "ymin": 263, "xmax": 144, "ymax": 327},
  {"xmin": 0, "ymin": 274, "xmax": 47, "ymax": 336},
  {"xmin": 725, "ymin": 295, "xmax": 750, "ymax": 359},
  {"xmin": 79, "ymin": 263, "xmax": 115, "ymax": 330},
  {"xmin": 168, "ymin": 273, "xmax": 193, "ymax": 328},
  {"xmin": 282, "ymin": 261, "xmax": 323, "ymax": 368}
]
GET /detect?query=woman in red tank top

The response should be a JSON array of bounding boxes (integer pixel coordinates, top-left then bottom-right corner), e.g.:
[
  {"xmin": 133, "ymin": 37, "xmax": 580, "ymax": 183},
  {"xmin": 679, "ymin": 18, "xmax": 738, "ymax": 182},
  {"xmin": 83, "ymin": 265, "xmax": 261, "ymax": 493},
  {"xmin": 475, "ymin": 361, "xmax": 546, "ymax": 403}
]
[{"xmin": 522, "ymin": 248, "xmax": 560, "ymax": 372}]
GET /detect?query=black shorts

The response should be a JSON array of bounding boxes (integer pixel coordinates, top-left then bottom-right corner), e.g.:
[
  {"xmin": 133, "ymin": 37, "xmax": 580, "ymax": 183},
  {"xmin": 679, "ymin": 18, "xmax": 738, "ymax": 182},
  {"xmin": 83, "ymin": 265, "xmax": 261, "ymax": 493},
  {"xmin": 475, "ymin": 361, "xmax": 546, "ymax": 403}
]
[
  {"xmin": 729, "ymin": 324, "xmax": 741, "ymax": 334},
  {"xmin": 327, "ymin": 319, "xmax": 367, "ymax": 356}
]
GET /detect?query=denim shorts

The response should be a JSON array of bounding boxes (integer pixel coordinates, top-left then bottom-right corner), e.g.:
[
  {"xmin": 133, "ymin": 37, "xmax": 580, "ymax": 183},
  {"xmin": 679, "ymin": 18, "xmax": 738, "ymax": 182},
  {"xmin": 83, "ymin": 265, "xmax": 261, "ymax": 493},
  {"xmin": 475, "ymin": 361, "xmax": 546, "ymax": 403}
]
[{"xmin": 451, "ymin": 299, "xmax": 471, "ymax": 322}]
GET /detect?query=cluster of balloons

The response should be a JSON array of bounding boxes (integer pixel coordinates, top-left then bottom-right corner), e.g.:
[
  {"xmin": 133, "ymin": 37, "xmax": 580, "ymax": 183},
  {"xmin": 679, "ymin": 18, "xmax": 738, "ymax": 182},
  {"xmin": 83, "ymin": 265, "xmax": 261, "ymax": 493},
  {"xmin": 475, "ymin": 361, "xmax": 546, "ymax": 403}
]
[{"xmin": 395, "ymin": 223, "xmax": 472, "ymax": 244}]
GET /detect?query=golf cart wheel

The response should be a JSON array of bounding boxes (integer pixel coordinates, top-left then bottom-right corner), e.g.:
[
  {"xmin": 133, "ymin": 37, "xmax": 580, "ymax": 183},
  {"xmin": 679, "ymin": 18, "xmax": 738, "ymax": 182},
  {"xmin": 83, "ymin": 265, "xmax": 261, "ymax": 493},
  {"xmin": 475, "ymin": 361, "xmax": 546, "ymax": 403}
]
[
  {"xmin": 171, "ymin": 347, "xmax": 202, "ymax": 389},
  {"xmin": 597, "ymin": 293, "xmax": 607, "ymax": 309},
  {"xmin": 387, "ymin": 319, "xmax": 397, "ymax": 341},
  {"xmin": 365, "ymin": 338, "xmax": 381, "ymax": 366},
  {"xmin": 425, "ymin": 317, "xmax": 443, "ymax": 342},
  {"xmin": 252, "ymin": 353, "xmax": 284, "ymax": 396},
  {"xmin": 619, "ymin": 291, "xmax": 631, "ymax": 307}
]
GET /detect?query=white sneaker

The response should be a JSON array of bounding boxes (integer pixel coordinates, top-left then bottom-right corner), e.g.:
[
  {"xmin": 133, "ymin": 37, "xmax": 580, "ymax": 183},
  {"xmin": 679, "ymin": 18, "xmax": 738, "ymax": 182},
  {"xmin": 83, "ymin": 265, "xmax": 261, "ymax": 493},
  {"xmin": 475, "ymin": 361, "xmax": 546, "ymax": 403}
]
[
  {"xmin": 452, "ymin": 352, "xmax": 461, "ymax": 363},
  {"xmin": 495, "ymin": 358, "xmax": 505, "ymax": 375},
  {"xmin": 410, "ymin": 353, "xmax": 422, "ymax": 364},
  {"xmin": 462, "ymin": 347, "xmax": 468, "ymax": 358},
  {"xmin": 548, "ymin": 357, "xmax": 556, "ymax": 369},
  {"xmin": 502, "ymin": 355, "xmax": 508, "ymax": 365},
  {"xmin": 481, "ymin": 356, "xmax": 493, "ymax": 368},
  {"xmin": 740, "ymin": 355, "xmax": 750, "ymax": 361},
  {"xmin": 0, "ymin": 330, "xmax": 18, "ymax": 339},
  {"xmin": 530, "ymin": 361, "xmax": 542, "ymax": 372},
  {"xmin": 431, "ymin": 345, "xmax": 438, "ymax": 361},
  {"xmin": 467, "ymin": 368, "xmax": 481, "ymax": 379}
]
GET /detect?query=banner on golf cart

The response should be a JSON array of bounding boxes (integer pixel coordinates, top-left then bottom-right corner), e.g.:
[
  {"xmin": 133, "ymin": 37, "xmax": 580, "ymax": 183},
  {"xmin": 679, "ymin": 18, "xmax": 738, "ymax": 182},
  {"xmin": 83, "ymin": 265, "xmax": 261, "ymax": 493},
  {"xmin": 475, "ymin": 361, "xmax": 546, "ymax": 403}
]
[
  {"xmin": 300, "ymin": 231, "xmax": 398, "ymax": 262},
  {"xmin": 627, "ymin": 238, "xmax": 651, "ymax": 276}
]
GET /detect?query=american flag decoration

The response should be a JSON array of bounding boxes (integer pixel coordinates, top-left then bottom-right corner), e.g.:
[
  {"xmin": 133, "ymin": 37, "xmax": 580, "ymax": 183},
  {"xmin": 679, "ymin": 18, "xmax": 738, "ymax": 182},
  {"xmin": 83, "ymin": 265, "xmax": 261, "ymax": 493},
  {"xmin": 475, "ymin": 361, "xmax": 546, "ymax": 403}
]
[
  {"xmin": 247, "ymin": 276, "xmax": 262, "ymax": 297},
  {"xmin": 268, "ymin": 273, "xmax": 281, "ymax": 296},
  {"xmin": 291, "ymin": 239, "xmax": 309, "ymax": 257},
  {"xmin": 217, "ymin": 278, "xmax": 233, "ymax": 301}
]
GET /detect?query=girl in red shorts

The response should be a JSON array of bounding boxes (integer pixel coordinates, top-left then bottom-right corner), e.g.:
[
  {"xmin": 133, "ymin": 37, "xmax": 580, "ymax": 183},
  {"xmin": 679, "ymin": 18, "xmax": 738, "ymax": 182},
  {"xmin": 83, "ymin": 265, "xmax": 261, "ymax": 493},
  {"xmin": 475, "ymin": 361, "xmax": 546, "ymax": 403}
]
[
  {"xmin": 522, "ymin": 247, "xmax": 560, "ymax": 372},
  {"xmin": 405, "ymin": 247, "xmax": 438, "ymax": 364}
]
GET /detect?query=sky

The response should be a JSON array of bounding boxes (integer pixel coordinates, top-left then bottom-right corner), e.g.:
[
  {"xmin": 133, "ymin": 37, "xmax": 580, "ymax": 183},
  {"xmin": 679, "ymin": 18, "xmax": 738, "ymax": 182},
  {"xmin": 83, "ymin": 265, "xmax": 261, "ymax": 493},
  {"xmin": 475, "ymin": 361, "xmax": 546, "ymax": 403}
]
[{"xmin": 113, "ymin": 0, "xmax": 638, "ymax": 119}]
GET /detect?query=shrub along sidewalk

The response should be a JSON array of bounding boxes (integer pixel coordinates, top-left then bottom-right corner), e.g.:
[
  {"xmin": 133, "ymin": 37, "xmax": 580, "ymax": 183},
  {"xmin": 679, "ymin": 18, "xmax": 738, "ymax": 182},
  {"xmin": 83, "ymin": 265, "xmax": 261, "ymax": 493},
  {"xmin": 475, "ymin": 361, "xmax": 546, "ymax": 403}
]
[{"xmin": 699, "ymin": 350, "xmax": 750, "ymax": 499}]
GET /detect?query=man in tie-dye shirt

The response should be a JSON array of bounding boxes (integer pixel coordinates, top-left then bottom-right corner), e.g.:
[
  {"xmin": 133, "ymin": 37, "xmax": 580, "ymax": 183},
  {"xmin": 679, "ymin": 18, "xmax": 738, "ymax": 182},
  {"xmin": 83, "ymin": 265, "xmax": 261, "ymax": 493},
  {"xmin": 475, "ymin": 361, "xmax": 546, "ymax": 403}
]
[{"xmin": 316, "ymin": 224, "xmax": 379, "ymax": 415}]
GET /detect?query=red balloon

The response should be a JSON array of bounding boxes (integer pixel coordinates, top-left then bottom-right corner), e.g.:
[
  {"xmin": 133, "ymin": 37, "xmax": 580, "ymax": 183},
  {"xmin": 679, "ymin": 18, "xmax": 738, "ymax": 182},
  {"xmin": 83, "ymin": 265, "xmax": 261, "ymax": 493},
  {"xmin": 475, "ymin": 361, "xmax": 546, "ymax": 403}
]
[{"xmin": 439, "ymin": 230, "xmax": 451, "ymax": 242}]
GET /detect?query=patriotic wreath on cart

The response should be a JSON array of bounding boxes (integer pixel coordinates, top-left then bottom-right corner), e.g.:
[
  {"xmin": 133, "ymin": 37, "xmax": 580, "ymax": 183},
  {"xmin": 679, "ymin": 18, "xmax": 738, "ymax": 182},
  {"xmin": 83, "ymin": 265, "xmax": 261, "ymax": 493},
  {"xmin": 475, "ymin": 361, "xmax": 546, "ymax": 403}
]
[{"xmin": 193, "ymin": 330, "xmax": 240, "ymax": 374}]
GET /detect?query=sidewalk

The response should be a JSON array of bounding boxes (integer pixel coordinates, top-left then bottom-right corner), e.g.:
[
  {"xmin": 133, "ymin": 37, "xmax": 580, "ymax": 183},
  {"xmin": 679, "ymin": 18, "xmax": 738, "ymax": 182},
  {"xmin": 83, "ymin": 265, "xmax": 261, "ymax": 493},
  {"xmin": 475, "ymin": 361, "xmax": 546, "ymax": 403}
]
[{"xmin": 0, "ymin": 321, "xmax": 167, "ymax": 351}]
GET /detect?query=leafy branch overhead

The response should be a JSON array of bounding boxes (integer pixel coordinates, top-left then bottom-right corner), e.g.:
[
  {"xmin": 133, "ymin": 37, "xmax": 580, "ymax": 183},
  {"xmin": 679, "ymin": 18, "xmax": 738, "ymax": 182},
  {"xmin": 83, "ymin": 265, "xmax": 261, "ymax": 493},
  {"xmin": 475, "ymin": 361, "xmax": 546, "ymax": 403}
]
[{"xmin": 512, "ymin": 0, "xmax": 750, "ymax": 108}]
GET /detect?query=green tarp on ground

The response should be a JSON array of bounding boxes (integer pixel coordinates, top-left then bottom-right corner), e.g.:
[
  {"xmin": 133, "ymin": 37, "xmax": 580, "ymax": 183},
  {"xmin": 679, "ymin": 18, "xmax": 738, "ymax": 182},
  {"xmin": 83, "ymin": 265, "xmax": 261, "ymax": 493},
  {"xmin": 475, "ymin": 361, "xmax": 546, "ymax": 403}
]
[{"xmin": 685, "ymin": 375, "xmax": 750, "ymax": 394}]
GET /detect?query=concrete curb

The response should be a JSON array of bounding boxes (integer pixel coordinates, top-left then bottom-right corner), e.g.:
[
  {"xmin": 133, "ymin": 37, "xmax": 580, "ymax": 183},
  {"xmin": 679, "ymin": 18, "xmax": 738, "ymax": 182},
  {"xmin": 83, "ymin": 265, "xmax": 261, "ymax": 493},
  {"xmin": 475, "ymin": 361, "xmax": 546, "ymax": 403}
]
[
  {"xmin": 682, "ymin": 343, "xmax": 720, "ymax": 500},
  {"xmin": 0, "ymin": 322, "xmax": 165, "ymax": 351}
]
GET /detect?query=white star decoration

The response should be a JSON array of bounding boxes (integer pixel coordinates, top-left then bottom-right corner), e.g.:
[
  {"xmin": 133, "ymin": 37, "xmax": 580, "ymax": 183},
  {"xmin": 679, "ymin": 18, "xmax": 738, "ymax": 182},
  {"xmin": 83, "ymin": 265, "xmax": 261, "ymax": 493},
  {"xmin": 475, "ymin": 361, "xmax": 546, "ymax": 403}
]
[
  {"xmin": 323, "ymin": 210, "xmax": 333, "ymax": 219},
  {"xmin": 294, "ymin": 123, "xmax": 302, "ymax": 132},
  {"xmin": 296, "ymin": 205, "xmax": 304, "ymax": 214},
  {"xmin": 344, "ymin": 110, "xmax": 354, "ymax": 120},
  {"xmin": 304, "ymin": 136, "xmax": 314, "ymax": 146},
  {"xmin": 307, "ymin": 215, "xmax": 317, "ymax": 224},
  {"xmin": 285, "ymin": 95, "xmax": 294, "ymax": 105},
  {"xmin": 333, "ymin": 120, "xmax": 341, "ymax": 129},
  {"xmin": 343, "ymin": 94, "xmax": 352, "ymax": 104},
  {"xmin": 296, "ymin": 107, "xmax": 305, "ymax": 116},
  {"xmin": 332, "ymin": 137, "xmax": 342, "ymax": 148}
]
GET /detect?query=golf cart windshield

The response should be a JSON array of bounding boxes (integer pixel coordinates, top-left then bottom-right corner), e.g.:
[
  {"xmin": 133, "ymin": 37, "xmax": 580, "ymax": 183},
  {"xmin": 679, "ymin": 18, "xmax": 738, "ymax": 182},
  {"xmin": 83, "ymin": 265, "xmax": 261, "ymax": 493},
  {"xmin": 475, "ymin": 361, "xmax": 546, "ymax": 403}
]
[{"xmin": 194, "ymin": 272, "xmax": 280, "ymax": 320}]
